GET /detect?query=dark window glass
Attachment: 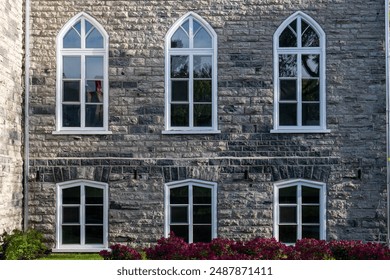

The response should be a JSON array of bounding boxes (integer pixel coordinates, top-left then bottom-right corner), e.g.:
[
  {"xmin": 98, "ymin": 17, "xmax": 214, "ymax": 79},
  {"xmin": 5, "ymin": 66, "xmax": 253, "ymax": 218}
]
[
  {"xmin": 279, "ymin": 103, "xmax": 297, "ymax": 126},
  {"xmin": 302, "ymin": 187, "xmax": 320, "ymax": 204},
  {"xmin": 85, "ymin": 206, "xmax": 103, "ymax": 224},
  {"xmin": 193, "ymin": 206, "xmax": 211, "ymax": 224},
  {"xmin": 279, "ymin": 20, "xmax": 297, "ymax": 48},
  {"xmin": 279, "ymin": 225, "xmax": 297, "ymax": 243},
  {"xmin": 194, "ymin": 104, "xmax": 212, "ymax": 127},
  {"xmin": 301, "ymin": 20, "xmax": 319, "ymax": 47},
  {"xmin": 280, "ymin": 80, "xmax": 297, "ymax": 101},
  {"xmin": 86, "ymin": 80, "xmax": 104, "ymax": 103},
  {"xmin": 302, "ymin": 103, "xmax": 320, "ymax": 126},
  {"xmin": 302, "ymin": 226, "xmax": 320, "ymax": 239},
  {"xmin": 171, "ymin": 206, "xmax": 188, "ymax": 223},
  {"xmin": 85, "ymin": 226, "xmax": 104, "ymax": 244},
  {"xmin": 302, "ymin": 79, "xmax": 319, "ymax": 101},
  {"xmin": 63, "ymin": 105, "xmax": 80, "ymax": 127},
  {"xmin": 280, "ymin": 206, "xmax": 297, "ymax": 223},
  {"xmin": 85, "ymin": 105, "xmax": 104, "ymax": 127},
  {"xmin": 193, "ymin": 186, "xmax": 211, "ymax": 204},
  {"xmin": 172, "ymin": 81, "xmax": 189, "ymax": 101},
  {"xmin": 302, "ymin": 206, "xmax": 320, "ymax": 223},
  {"xmin": 279, "ymin": 186, "xmax": 297, "ymax": 204},
  {"xmin": 193, "ymin": 225, "xmax": 212, "ymax": 243},
  {"xmin": 62, "ymin": 187, "xmax": 80, "ymax": 204},
  {"xmin": 170, "ymin": 225, "xmax": 189, "ymax": 243},
  {"xmin": 63, "ymin": 207, "xmax": 80, "ymax": 223},
  {"xmin": 171, "ymin": 104, "xmax": 189, "ymax": 126},
  {"xmin": 85, "ymin": 187, "xmax": 104, "ymax": 204},
  {"xmin": 170, "ymin": 187, "xmax": 188, "ymax": 204},
  {"xmin": 63, "ymin": 81, "xmax": 80, "ymax": 102},
  {"xmin": 62, "ymin": 225, "xmax": 80, "ymax": 244},
  {"xmin": 194, "ymin": 80, "xmax": 212, "ymax": 102}
]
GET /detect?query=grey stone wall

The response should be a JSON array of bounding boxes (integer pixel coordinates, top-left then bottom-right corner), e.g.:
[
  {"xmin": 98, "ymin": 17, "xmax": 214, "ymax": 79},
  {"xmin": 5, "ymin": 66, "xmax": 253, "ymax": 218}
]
[
  {"xmin": 27, "ymin": 0, "xmax": 387, "ymax": 247},
  {"xmin": 0, "ymin": 0, "xmax": 24, "ymax": 234}
]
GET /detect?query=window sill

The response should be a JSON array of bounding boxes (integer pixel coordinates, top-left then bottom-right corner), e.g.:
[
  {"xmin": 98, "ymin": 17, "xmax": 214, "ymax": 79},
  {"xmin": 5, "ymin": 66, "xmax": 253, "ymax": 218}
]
[
  {"xmin": 52, "ymin": 130, "xmax": 113, "ymax": 135},
  {"xmin": 270, "ymin": 128, "xmax": 330, "ymax": 134},
  {"xmin": 162, "ymin": 129, "xmax": 221, "ymax": 135},
  {"xmin": 52, "ymin": 248, "xmax": 108, "ymax": 253}
]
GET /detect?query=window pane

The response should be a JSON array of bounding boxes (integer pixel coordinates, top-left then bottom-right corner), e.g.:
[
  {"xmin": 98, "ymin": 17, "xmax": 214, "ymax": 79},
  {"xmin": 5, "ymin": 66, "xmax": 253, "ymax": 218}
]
[
  {"xmin": 63, "ymin": 22, "xmax": 81, "ymax": 48},
  {"xmin": 279, "ymin": 103, "xmax": 297, "ymax": 126},
  {"xmin": 170, "ymin": 226, "xmax": 189, "ymax": 243},
  {"xmin": 170, "ymin": 186, "xmax": 188, "ymax": 204},
  {"xmin": 171, "ymin": 56, "xmax": 189, "ymax": 78},
  {"xmin": 85, "ymin": 105, "xmax": 104, "ymax": 127},
  {"xmin": 279, "ymin": 54, "xmax": 297, "ymax": 77},
  {"xmin": 194, "ymin": 80, "xmax": 212, "ymax": 102},
  {"xmin": 193, "ymin": 20, "xmax": 201, "ymax": 34},
  {"xmin": 85, "ymin": 206, "xmax": 103, "ymax": 224},
  {"xmin": 171, "ymin": 206, "xmax": 188, "ymax": 223},
  {"xmin": 302, "ymin": 206, "xmax": 320, "ymax": 223},
  {"xmin": 86, "ymin": 56, "xmax": 104, "ymax": 79},
  {"xmin": 194, "ymin": 56, "xmax": 212, "ymax": 78},
  {"xmin": 280, "ymin": 80, "xmax": 296, "ymax": 101},
  {"xmin": 302, "ymin": 187, "xmax": 320, "ymax": 204},
  {"xmin": 85, "ymin": 187, "xmax": 104, "ymax": 204},
  {"xmin": 182, "ymin": 20, "xmax": 189, "ymax": 34},
  {"xmin": 279, "ymin": 225, "xmax": 297, "ymax": 243},
  {"xmin": 194, "ymin": 27, "xmax": 212, "ymax": 48},
  {"xmin": 193, "ymin": 206, "xmax": 211, "ymax": 224},
  {"xmin": 302, "ymin": 79, "xmax": 319, "ymax": 101},
  {"xmin": 194, "ymin": 104, "xmax": 212, "ymax": 127},
  {"xmin": 86, "ymin": 28, "xmax": 104, "ymax": 48},
  {"xmin": 280, "ymin": 206, "xmax": 297, "ymax": 223},
  {"xmin": 171, "ymin": 104, "xmax": 189, "ymax": 126},
  {"xmin": 63, "ymin": 105, "xmax": 80, "ymax": 127},
  {"xmin": 62, "ymin": 225, "xmax": 80, "ymax": 244},
  {"xmin": 86, "ymin": 20, "xmax": 94, "ymax": 34},
  {"xmin": 302, "ymin": 103, "xmax": 320, "ymax": 126},
  {"xmin": 171, "ymin": 28, "xmax": 189, "ymax": 48},
  {"xmin": 302, "ymin": 54, "xmax": 319, "ymax": 78},
  {"xmin": 193, "ymin": 186, "xmax": 211, "ymax": 204},
  {"xmin": 63, "ymin": 56, "xmax": 81, "ymax": 79},
  {"xmin": 86, "ymin": 80, "xmax": 104, "ymax": 103},
  {"xmin": 63, "ymin": 207, "xmax": 80, "ymax": 223},
  {"xmin": 302, "ymin": 20, "xmax": 319, "ymax": 47},
  {"xmin": 193, "ymin": 225, "xmax": 212, "ymax": 243},
  {"xmin": 63, "ymin": 81, "xmax": 80, "ymax": 102},
  {"xmin": 171, "ymin": 81, "xmax": 188, "ymax": 101},
  {"xmin": 279, "ymin": 186, "xmax": 297, "ymax": 204},
  {"xmin": 62, "ymin": 186, "xmax": 80, "ymax": 204},
  {"xmin": 279, "ymin": 20, "xmax": 297, "ymax": 48},
  {"xmin": 85, "ymin": 226, "xmax": 103, "ymax": 244},
  {"xmin": 302, "ymin": 226, "xmax": 320, "ymax": 239}
]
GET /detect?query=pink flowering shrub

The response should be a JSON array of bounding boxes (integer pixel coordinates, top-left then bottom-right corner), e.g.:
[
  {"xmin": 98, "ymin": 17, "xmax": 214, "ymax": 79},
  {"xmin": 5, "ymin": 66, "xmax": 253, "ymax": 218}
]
[
  {"xmin": 144, "ymin": 232, "xmax": 190, "ymax": 260},
  {"xmin": 99, "ymin": 244, "xmax": 142, "ymax": 260},
  {"xmin": 329, "ymin": 240, "xmax": 390, "ymax": 260},
  {"xmin": 232, "ymin": 237, "xmax": 292, "ymax": 260},
  {"xmin": 293, "ymin": 239, "xmax": 333, "ymax": 260}
]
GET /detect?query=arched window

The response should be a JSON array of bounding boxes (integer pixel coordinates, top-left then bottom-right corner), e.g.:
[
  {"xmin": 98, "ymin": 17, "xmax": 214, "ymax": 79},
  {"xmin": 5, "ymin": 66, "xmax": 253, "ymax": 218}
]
[
  {"xmin": 55, "ymin": 13, "xmax": 109, "ymax": 134},
  {"xmin": 56, "ymin": 180, "xmax": 108, "ymax": 251},
  {"xmin": 163, "ymin": 12, "xmax": 219, "ymax": 134},
  {"xmin": 272, "ymin": 12, "xmax": 328, "ymax": 133},
  {"xmin": 274, "ymin": 179, "xmax": 326, "ymax": 244},
  {"xmin": 164, "ymin": 179, "xmax": 217, "ymax": 243}
]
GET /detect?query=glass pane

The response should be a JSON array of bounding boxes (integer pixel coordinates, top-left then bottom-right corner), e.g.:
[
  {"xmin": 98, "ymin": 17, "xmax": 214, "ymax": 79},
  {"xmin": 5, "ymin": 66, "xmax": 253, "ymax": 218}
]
[
  {"xmin": 302, "ymin": 206, "xmax": 320, "ymax": 223},
  {"xmin": 193, "ymin": 20, "xmax": 201, "ymax": 34},
  {"xmin": 170, "ymin": 225, "xmax": 188, "ymax": 243},
  {"xmin": 280, "ymin": 80, "xmax": 296, "ymax": 101},
  {"xmin": 194, "ymin": 56, "xmax": 212, "ymax": 78},
  {"xmin": 280, "ymin": 206, "xmax": 297, "ymax": 223},
  {"xmin": 279, "ymin": 103, "xmax": 297, "ymax": 126},
  {"xmin": 171, "ymin": 206, "xmax": 188, "ymax": 223},
  {"xmin": 193, "ymin": 206, "xmax": 211, "ymax": 224},
  {"xmin": 62, "ymin": 226, "xmax": 80, "ymax": 244},
  {"xmin": 86, "ymin": 28, "xmax": 104, "ymax": 48},
  {"xmin": 86, "ymin": 20, "xmax": 93, "ymax": 34},
  {"xmin": 182, "ymin": 20, "xmax": 189, "ymax": 34},
  {"xmin": 171, "ymin": 56, "xmax": 189, "ymax": 78},
  {"xmin": 279, "ymin": 20, "xmax": 297, "ymax": 47},
  {"xmin": 85, "ymin": 206, "xmax": 103, "ymax": 224},
  {"xmin": 193, "ymin": 225, "xmax": 212, "ymax": 243},
  {"xmin": 63, "ymin": 81, "xmax": 80, "ymax": 102},
  {"xmin": 194, "ymin": 27, "xmax": 212, "ymax": 48},
  {"xmin": 302, "ymin": 226, "xmax": 320, "ymax": 239},
  {"xmin": 85, "ymin": 226, "xmax": 103, "ymax": 244},
  {"xmin": 194, "ymin": 104, "xmax": 212, "ymax": 127},
  {"xmin": 302, "ymin": 54, "xmax": 319, "ymax": 78},
  {"xmin": 63, "ymin": 56, "xmax": 81, "ymax": 79},
  {"xmin": 279, "ymin": 225, "xmax": 297, "ymax": 243},
  {"xmin": 171, "ymin": 104, "xmax": 189, "ymax": 127},
  {"xmin": 279, "ymin": 186, "xmax": 297, "ymax": 204},
  {"xmin": 302, "ymin": 79, "xmax": 319, "ymax": 101},
  {"xmin": 193, "ymin": 186, "xmax": 211, "ymax": 204},
  {"xmin": 86, "ymin": 187, "xmax": 104, "ymax": 204},
  {"xmin": 302, "ymin": 20, "xmax": 319, "ymax": 47},
  {"xmin": 194, "ymin": 80, "xmax": 212, "ymax": 102},
  {"xmin": 63, "ymin": 207, "xmax": 79, "ymax": 223},
  {"xmin": 171, "ymin": 28, "xmax": 189, "ymax": 48},
  {"xmin": 85, "ymin": 105, "xmax": 104, "ymax": 127},
  {"xmin": 302, "ymin": 103, "xmax": 320, "ymax": 126},
  {"xmin": 86, "ymin": 80, "xmax": 104, "ymax": 103},
  {"xmin": 86, "ymin": 56, "xmax": 103, "ymax": 79},
  {"xmin": 62, "ymin": 186, "xmax": 80, "ymax": 204},
  {"xmin": 66, "ymin": 104, "xmax": 84, "ymax": 122},
  {"xmin": 171, "ymin": 81, "xmax": 188, "ymax": 101},
  {"xmin": 279, "ymin": 54, "xmax": 297, "ymax": 77},
  {"xmin": 170, "ymin": 186, "xmax": 188, "ymax": 204},
  {"xmin": 63, "ymin": 22, "xmax": 81, "ymax": 48},
  {"xmin": 302, "ymin": 187, "xmax": 320, "ymax": 204}
]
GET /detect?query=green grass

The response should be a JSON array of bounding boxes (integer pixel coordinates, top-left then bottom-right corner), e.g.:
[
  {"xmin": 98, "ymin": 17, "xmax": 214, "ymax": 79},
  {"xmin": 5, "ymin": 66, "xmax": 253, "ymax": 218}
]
[{"xmin": 37, "ymin": 253, "xmax": 103, "ymax": 260}]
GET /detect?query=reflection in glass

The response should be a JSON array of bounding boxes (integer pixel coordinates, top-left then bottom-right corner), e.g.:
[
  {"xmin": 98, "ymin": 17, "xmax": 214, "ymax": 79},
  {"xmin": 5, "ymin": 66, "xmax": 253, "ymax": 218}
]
[
  {"xmin": 171, "ymin": 104, "xmax": 189, "ymax": 126},
  {"xmin": 86, "ymin": 105, "xmax": 104, "ymax": 127},
  {"xmin": 86, "ymin": 28, "xmax": 104, "ymax": 48},
  {"xmin": 86, "ymin": 56, "xmax": 103, "ymax": 79},
  {"xmin": 302, "ymin": 103, "xmax": 320, "ymax": 126},
  {"xmin": 63, "ymin": 56, "xmax": 81, "ymax": 79},
  {"xmin": 302, "ymin": 79, "xmax": 319, "ymax": 101},
  {"xmin": 86, "ymin": 80, "xmax": 104, "ymax": 103},
  {"xmin": 302, "ymin": 55, "xmax": 319, "ymax": 78},
  {"xmin": 194, "ymin": 104, "xmax": 212, "ymax": 127},
  {"xmin": 63, "ymin": 21, "xmax": 81, "ymax": 48},
  {"xmin": 279, "ymin": 55, "xmax": 297, "ymax": 77},
  {"xmin": 194, "ymin": 80, "xmax": 212, "ymax": 102},
  {"xmin": 172, "ymin": 81, "xmax": 188, "ymax": 102},
  {"xmin": 171, "ymin": 28, "xmax": 189, "ymax": 48},
  {"xmin": 194, "ymin": 56, "xmax": 212, "ymax": 78},
  {"xmin": 171, "ymin": 56, "xmax": 189, "ymax": 78},
  {"xmin": 302, "ymin": 20, "xmax": 319, "ymax": 47},
  {"xmin": 63, "ymin": 81, "xmax": 80, "ymax": 102},
  {"xmin": 279, "ymin": 20, "xmax": 297, "ymax": 47},
  {"xmin": 280, "ymin": 80, "xmax": 296, "ymax": 101},
  {"xmin": 194, "ymin": 27, "xmax": 212, "ymax": 48},
  {"xmin": 279, "ymin": 103, "xmax": 297, "ymax": 126},
  {"xmin": 63, "ymin": 105, "xmax": 80, "ymax": 127},
  {"xmin": 85, "ymin": 226, "xmax": 103, "ymax": 244}
]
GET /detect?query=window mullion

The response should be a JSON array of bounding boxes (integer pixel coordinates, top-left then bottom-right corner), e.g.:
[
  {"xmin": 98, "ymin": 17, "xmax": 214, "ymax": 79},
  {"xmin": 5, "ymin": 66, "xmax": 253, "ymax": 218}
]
[
  {"xmin": 80, "ymin": 55, "xmax": 86, "ymax": 128},
  {"xmin": 80, "ymin": 184, "xmax": 86, "ymax": 245},
  {"xmin": 189, "ymin": 55, "xmax": 194, "ymax": 128},
  {"xmin": 297, "ymin": 54, "xmax": 302, "ymax": 127}
]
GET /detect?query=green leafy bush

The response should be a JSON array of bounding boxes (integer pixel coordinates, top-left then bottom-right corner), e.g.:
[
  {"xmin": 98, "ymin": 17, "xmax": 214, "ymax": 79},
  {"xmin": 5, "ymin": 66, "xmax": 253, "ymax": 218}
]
[{"xmin": 0, "ymin": 229, "xmax": 48, "ymax": 260}]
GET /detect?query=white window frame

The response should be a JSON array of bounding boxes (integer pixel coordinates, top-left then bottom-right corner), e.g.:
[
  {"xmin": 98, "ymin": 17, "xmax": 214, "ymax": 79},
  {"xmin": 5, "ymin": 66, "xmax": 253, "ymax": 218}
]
[
  {"xmin": 54, "ymin": 12, "xmax": 111, "ymax": 135},
  {"xmin": 163, "ymin": 12, "xmax": 220, "ymax": 134},
  {"xmin": 271, "ymin": 12, "xmax": 329, "ymax": 133},
  {"xmin": 273, "ymin": 179, "xmax": 326, "ymax": 244},
  {"xmin": 164, "ymin": 179, "xmax": 218, "ymax": 243},
  {"xmin": 55, "ymin": 180, "xmax": 109, "ymax": 252}
]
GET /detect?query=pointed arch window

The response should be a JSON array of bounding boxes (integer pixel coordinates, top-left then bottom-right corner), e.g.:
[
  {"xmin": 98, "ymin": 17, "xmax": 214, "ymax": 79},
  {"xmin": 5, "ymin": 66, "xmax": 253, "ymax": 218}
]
[
  {"xmin": 55, "ymin": 13, "xmax": 110, "ymax": 134},
  {"xmin": 164, "ymin": 13, "xmax": 219, "ymax": 134},
  {"xmin": 272, "ymin": 12, "xmax": 328, "ymax": 133}
]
